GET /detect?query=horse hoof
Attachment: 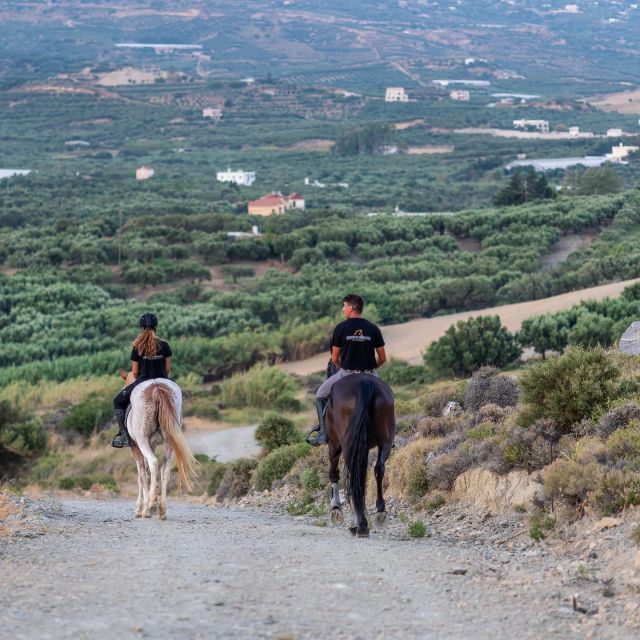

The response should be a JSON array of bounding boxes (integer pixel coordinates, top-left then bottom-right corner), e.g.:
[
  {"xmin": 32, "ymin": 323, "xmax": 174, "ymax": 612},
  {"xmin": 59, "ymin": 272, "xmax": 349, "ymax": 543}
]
[
  {"xmin": 331, "ymin": 508, "xmax": 343, "ymax": 525},
  {"xmin": 356, "ymin": 530, "xmax": 370, "ymax": 539},
  {"xmin": 135, "ymin": 512, "xmax": 142, "ymax": 518},
  {"xmin": 142, "ymin": 512, "xmax": 151, "ymax": 519},
  {"xmin": 375, "ymin": 511, "xmax": 388, "ymax": 528},
  {"xmin": 349, "ymin": 526, "xmax": 357, "ymax": 537},
  {"xmin": 159, "ymin": 512, "xmax": 167, "ymax": 521}
]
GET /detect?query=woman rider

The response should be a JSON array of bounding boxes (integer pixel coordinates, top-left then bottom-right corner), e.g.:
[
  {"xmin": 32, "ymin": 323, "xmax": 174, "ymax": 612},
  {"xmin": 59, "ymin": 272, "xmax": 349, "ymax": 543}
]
[{"xmin": 112, "ymin": 312, "xmax": 172, "ymax": 448}]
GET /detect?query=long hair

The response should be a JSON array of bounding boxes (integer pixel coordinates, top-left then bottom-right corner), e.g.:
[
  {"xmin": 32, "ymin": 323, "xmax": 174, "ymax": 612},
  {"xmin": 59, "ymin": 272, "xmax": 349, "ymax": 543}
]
[{"xmin": 132, "ymin": 328, "xmax": 161, "ymax": 358}]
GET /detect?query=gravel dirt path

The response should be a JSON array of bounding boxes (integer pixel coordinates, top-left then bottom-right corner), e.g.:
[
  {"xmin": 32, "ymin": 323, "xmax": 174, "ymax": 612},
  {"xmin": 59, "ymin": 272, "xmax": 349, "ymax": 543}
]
[
  {"xmin": 1, "ymin": 498, "xmax": 635, "ymax": 639},
  {"xmin": 281, "ymin": 278, "xmax": 640, "ymax": 375}
]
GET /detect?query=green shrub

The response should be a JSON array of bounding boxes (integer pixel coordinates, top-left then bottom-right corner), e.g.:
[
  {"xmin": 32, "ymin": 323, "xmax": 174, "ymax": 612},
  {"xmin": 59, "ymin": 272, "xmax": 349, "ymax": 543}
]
[
  {"xmin": 426, "ymin": 494, "xmax": 446, "ymax": 511},
  {"xmin": 503, "ymin": 443, "xmax": 527, "ymax": 467},
  {"xmin": 379, "ymin": 359, "xmax": 429, "ymax": 386},
  {"xmin": 62, "ymin": 394, "xmax": 113, "ymax": 437},
  {"xmin": 59, "ymin": 477, "xmax": 75, "ymax": 490},
  {"xmin": 595, "ymin": 470, "xmax": 640, "ymax": 515},
  {"xmin": 1, "ymin": 417, "xmax": 48, "ymax": 455},
  {"xmin": 29, "ymin": 453, "xmax": 70, "ymax": 483},
  {"xmin": 220, "ymin": 366, "xmax": 301, "ymax": 411},
  {"xmin": 519, "ymin": 347, "xmax": 621, "ymax": 433},
  {"xmin": 59, "ymin": 474, "xmax": 118, "ymax": 491},
  {"xmin": 529, "ymin": 512, "xmax": 555, "ymax": 541},
  {"xmin": 206, "ymin": 461, "xmax": 227, "ymax": 497},
  {"xmin": 215, "ymin": 458, "xmax": 258, "ymax": 501},
  {"xmin": 253, "ymin": 444, "xmax": 310, "ymax": 491},
  {"xmin": 424, "ymin": 316, "xmax": 521, "ymax": 378},
  {"xmin": 606, "ymin": 423, "xmax": 640, "ymax": 461},
  {"xmin": 255, "ymin": 413, "xmax": 303, "ymax": 453},
  {"xmin": 408, "ymin": 521, "xmax": 427, "ymax": 538},
  {"xmin": 300, "ymin": 467, "xmax": 321, "ymax": 493}
]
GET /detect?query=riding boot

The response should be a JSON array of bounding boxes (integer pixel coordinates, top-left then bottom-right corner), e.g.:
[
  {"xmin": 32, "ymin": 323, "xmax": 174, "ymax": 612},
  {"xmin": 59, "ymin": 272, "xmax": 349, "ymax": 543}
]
[
  {"xmin": 306, "ymin": 398, "xmax": 329, "ymax": 446},
  {"xmin": 111, "ymin": 408, "xmax": 131, "ymax": 448}
]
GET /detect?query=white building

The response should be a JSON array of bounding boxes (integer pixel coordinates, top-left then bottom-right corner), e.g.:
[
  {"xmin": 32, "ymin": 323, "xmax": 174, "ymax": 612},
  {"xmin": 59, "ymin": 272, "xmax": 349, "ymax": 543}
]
[
  {"xmin": 203, "ymin": 108, "xmax": 223, "ymax": 120},
  {"xmin": 607, "ymin": 128, "xmax": 623, "ymax": 137},
  {"xmin": 569, "ymin": 126, "xmax": 580, "ymax": 137},
  {"xmin": 385, "ymin": 87, "xmax": 409, "ymax": 102},
  {"xmin": 513, "ymin": 119, "xmax": 550, "ymax": 134},
  {"xmin": 607, "ymin": 143, "xmax": 639, "ymax": 163},
  {"xmin": 216, "ymin": 169, "xmax": 256, "ymax": 186},
  {"xmin": 136, "ymin": 166, "xmax": 155, "ymax": 181},
  {"xmin": 450, "ymin": 89, "xmax": 470, "ymax": 101}
]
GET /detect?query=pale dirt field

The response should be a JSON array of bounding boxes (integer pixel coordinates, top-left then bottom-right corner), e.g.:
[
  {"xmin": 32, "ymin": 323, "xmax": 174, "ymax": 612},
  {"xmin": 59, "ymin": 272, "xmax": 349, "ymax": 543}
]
[
  {"xmin": 394, "ymin": 119, "xmax": 425, "ymax": 130},
  {"xmin": 585, "ymin": 90, "xmax": 640, "ymax": 115},
  {"xmin": 281, "ymin": 278, "xmax": 640, "ymax": 375},
  {"xmin": 1, "ymin": 497, "xmax": 637, "ymax": 640},
  {"xmin": 406, "ymin": 144, "xmax": 454, "ymax": 154},
  {"xmin": 283, "ymin": 139, "xmax": 334, "ymax": 151},
  {"xmin": 97, "ymin": 67, "xmax": 169, "ymax": 87}
]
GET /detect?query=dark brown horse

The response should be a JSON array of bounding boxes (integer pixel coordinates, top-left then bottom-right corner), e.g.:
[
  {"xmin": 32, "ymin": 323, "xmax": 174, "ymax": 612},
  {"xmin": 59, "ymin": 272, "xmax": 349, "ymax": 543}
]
[{"xmin": 326, "ymin": 374, "xmax": 395, "ymax": 537}]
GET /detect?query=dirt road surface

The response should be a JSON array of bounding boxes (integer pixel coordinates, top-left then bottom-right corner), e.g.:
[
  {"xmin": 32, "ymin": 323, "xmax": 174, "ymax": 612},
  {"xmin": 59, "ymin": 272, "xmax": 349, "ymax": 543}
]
[
  {"xmin": 1, "ymin": 498, "xmax": 634, "ymax": 639},
  {"xmin": 281, "ymin": 278, "xmax": 640, "ymax": 375}
]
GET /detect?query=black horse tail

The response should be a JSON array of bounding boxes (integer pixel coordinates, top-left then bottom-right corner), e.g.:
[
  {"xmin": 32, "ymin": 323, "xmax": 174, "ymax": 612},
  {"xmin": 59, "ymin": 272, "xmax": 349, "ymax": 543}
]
[{"xmin": 344, "ymin": 378, "xmax": 376, "ymax": 513}]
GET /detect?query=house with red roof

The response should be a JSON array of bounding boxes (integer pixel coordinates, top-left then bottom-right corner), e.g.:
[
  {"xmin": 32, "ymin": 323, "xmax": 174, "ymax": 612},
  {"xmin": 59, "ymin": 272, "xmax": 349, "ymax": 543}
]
[{"xmin": 248, "ymin": 192, "xmax": 305, "ymax": 216}]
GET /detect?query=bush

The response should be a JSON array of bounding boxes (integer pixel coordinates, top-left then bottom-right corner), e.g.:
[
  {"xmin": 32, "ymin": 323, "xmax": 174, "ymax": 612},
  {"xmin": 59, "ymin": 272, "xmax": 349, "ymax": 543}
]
[
  {"xmin": 598, "ymin": 404, "xmax": 640, "ymax": 439},
  {"xmin": 408, "ymin": 521, "xmax": 427, "ymax": 538},
  {"xmin": 606, "ymin": 423, "xmax": 640, "ymax": 462},
  {"xmin": 463, "ymin": 366, "xmax": 519, "ymax": 412},
  {"xmin": 428, "ymin": 449, "xmax": 473, "ymax": 490},
  {"xmin": 529, "ymin": 511, "xmax": 555, "ymax": 542},
  {"xmin": 1, "ymin": 417, "xmax": 48, "ymax": 455},
  {"xmin": 424, "ymin": 316, "xmax": 522, "ymax": 378},
  {"xmin": 62, "ymin": 394, "xmax": 113, "ymax": 437},
  {"xmin": 253, "ymin": 443, "xmax": 311, "ymax": 491},
  {"xmin": 542, "ymin": 459, "xmax": 603, "ymax": 504},
  {"xmin": 255, "ymin": 413, "xmax": 303, "ymax": 453},
  {"xmin": 300, "ymin": 467, "xmax": 321, "ymax": 493},
  {"xmin": 215, "ymin": 458, "xmax": 258, "ymax": 501},
  {"xmin": 386, "ymin": 438, "xmax": 441, "ymax": 502},
  {"xmin": 220, "ymin": 366, "xmax": 301, "ymax": 411},
  {"xmin": 206, "ymin": 460, "xmax": 227, "ymax": 496},
  {"xmin": 519, "ymin": 347, "xmax": 621, "ymax": 433},
  {"xmin": 595, "ymin": 470, "xmax": 640, "ymax": 514},
  {"xmin": 379, "ymin": 359, "xmax": 429, "ymax": 386}
]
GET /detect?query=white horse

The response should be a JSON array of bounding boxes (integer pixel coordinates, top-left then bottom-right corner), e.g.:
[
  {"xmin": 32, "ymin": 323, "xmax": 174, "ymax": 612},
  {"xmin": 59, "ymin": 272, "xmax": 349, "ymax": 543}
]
[{"xmin": 125, "ymin": 377, "xmax": 198, "ymax": 519}]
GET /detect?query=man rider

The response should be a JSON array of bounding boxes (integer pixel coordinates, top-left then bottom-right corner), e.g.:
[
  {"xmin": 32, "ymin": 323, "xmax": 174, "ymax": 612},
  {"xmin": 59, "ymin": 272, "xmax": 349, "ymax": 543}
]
[{"xmin": 307, "ymin": 293, "xmax": 386, "ymax": 446}]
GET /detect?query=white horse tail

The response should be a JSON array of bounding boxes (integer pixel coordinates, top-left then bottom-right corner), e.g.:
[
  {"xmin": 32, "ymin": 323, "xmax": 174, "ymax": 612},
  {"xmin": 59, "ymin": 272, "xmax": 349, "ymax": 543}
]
[{"xmin": 153, "ymin": 384, "xmax": 198, "ymax": 492}]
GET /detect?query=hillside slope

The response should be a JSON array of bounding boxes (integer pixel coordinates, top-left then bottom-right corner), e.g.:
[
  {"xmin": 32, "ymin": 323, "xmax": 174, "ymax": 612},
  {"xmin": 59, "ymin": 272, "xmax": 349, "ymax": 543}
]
[{"xmin": 281, "ymin": 277, "xmax": 640, "ymax": 375}]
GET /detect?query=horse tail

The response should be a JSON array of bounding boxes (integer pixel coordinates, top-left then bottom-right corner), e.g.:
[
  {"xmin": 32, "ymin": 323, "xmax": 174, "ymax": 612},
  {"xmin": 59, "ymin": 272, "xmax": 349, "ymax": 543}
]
[
  {"xmin": 344, "ymin": 378, "xmax": 376, "ymax": 512},
  {"xmin": 154, "ymin": 384, "xmax": 198, "ymax": 492}
]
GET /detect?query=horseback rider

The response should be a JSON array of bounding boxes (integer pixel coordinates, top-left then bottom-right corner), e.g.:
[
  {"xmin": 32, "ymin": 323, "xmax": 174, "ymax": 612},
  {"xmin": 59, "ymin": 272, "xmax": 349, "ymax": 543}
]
[
  {"xmin": 112, "ymin": 313, "xmax": 172, "ymax": 448},
  {"xmin": 307, "ymin": 293, "xmax": 386, "ymax": 446}
]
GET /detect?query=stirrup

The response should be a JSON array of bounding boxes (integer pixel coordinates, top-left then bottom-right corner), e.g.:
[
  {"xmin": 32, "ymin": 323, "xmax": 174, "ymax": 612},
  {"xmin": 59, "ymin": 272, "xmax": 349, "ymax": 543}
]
[
  {"xmin": 306, "ymin": 428, "xmax": 328, "ymax": 446},
  {"xmin": 112, "ymin": 433, "xmax": 131, "ymax": 448}
]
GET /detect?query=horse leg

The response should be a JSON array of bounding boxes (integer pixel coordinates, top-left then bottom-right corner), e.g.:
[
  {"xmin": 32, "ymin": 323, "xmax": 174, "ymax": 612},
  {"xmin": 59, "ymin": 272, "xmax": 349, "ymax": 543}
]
[
  {"xmin": 328, "ymin": 439, "xmax": 343, "ymax": 524},
  {"xmin": 159, "ymin": 443, "xmax": 173, "ymax": 520},
  {"xmin": 130, "ymin": 442, "xmax": 145, "ymax": 518},
  {"xmin": 137, "ymin": 440, "xmax": 158, "ymax": 518},
  {"xmin": 374, "ymin": 442, "xmax": 392, "ymax": 528}
]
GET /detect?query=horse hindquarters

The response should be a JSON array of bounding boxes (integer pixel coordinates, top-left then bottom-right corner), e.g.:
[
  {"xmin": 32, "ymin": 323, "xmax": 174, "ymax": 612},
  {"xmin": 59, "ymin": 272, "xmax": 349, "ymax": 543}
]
[
  {"xmin": 153, "ymin": 385, "xmax": 198, "ymax": 514},
  {"xmin": 344, "ymin": 379, "xmax": 376, "ymax": 537}
]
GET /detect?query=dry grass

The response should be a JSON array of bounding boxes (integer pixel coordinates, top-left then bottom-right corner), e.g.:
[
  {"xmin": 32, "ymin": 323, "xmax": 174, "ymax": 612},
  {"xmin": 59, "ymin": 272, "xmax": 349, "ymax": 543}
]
[
  {"xmin": 385, "ymin": 438, "xmax": 443, "ymax": 502},
  {"xmin": 0, "ymin": 376, "xmax": 121, "ymax": 412}
]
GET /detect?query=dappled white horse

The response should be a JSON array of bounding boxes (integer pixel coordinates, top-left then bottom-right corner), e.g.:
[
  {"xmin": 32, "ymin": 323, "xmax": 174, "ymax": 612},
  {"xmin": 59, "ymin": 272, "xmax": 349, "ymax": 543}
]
[{"xmin": 125, "ymin": 377, "xmax": 198, "ymax": 519}]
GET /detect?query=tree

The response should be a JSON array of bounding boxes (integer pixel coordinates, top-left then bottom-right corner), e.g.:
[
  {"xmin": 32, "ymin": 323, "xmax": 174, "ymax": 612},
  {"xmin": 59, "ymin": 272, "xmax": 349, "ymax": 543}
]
[
  {"xmin": 424, "ymin": 315, "xmax": 522, "ymax": 378},
  {"xmin": 493, "ymin": 170, "xmax": 555, "ymax": 205},
  {"xmin": 577, "ymin": 166, "xmax": 622, "ymax": 196},
  {"xmin": 518, "ymin": 313, "xmax": 570, "ymax": 358}
]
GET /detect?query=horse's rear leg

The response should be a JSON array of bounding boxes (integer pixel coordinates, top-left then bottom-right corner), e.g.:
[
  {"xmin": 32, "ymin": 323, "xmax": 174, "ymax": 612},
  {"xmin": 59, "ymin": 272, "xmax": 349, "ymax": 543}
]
[
  {"xmin": 328, "ymin": 439, "xmax": 343, "ymax": 524},
  {"xmin": 131, "ymin": 442, "xmax": 146, "ymax": 518},
  {"xmin": 159, "ymin": 444, "xmax": 173, "ymax": 520},
  {"xmin": 138, "ymin": 441, "xmax": 158, "ymax": 518},
  {"xmin": 374, "ymin": 442, "xmax": 392, "ymax": 528}
]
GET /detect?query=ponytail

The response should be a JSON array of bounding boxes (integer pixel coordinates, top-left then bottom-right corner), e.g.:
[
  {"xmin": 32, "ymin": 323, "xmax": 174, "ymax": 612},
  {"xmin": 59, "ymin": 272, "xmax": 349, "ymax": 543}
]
[{"xmin": 132, "ymin": 328, "xmax": 161, "ymax": 358}]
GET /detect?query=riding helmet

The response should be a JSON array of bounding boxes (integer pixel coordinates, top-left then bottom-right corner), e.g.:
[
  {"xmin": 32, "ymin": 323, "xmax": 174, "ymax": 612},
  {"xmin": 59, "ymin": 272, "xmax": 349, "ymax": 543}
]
[{"xmin": 139, "ymin": 312, "xmax": 158, "ymax": 329}]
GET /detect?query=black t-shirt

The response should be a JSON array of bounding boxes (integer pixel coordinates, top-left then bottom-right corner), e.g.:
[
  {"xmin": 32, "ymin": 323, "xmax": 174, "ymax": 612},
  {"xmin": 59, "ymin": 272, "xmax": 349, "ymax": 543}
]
[
  {"xmin": 131, "ymin": 340, "xmax": 172, "ymax": 381},
  {"xmin": 332, "ymin": 318, "xmax": 385, "ymax": 371}
]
